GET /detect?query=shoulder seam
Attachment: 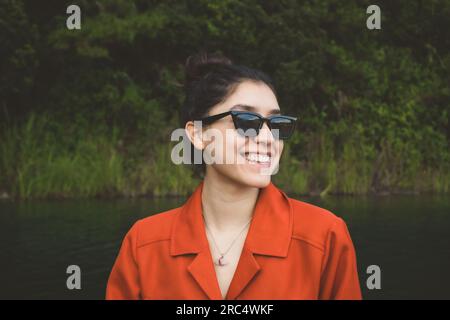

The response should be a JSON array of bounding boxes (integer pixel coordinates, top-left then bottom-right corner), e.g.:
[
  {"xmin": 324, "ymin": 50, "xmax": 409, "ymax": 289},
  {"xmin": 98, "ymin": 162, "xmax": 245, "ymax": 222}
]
[
  {"xmin": 134, "ymin": 209, "xmax": 179, "ymax": 250},
  {"xmin": 291, "ymin": 235, "xmax": 325, "ymax": 252},
  {"xmin": 137, "ymin": 237, "xmax": 171, "ymax": 249}
]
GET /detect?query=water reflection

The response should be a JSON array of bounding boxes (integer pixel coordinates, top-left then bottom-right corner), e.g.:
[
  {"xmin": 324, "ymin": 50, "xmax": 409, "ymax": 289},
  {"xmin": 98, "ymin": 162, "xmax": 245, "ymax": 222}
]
[{"xmin": 0, "ymin": 194, "xmax": 449, "ymax": 299}]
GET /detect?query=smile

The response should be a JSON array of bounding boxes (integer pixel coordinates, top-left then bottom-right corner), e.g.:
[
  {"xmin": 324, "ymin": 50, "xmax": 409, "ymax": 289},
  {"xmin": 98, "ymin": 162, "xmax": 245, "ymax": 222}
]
[{"xmin": 243, "ymin": 152, "xmax": 271, "ymax": 164}]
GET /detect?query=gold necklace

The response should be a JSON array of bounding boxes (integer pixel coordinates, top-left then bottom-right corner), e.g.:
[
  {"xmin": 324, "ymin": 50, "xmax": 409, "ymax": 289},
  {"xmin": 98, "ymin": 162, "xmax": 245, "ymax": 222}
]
[{"xmin": 202, "ymin": 214, "xmax": 252, "ymax": 267}]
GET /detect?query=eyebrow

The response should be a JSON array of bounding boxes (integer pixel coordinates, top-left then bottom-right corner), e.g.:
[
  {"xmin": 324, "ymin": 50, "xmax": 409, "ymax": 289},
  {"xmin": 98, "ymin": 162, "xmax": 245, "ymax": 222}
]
[{"xmin": 230, "ymin": 104, "xmax": 281, "ymax": 115}]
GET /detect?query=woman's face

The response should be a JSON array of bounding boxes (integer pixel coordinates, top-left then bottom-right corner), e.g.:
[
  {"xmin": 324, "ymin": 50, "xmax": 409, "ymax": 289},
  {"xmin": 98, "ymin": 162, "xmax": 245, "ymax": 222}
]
[{"xmin": 200, "ymin": 80, "xmax": 283, "ymax": 189}]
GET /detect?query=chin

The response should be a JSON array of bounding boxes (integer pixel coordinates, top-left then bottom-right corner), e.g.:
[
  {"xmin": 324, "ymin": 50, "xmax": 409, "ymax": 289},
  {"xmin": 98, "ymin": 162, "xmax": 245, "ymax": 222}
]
[
  {"xmin": 236, "ymin": 174, "xmax": 272, "ymax": 189},
  {"xmin": 211, "ymin": 163, "xmax": 275, "ymax": 189}
]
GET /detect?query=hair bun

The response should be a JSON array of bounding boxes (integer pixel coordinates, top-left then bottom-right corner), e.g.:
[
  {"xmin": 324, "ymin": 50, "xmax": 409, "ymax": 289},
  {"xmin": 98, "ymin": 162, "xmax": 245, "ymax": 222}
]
[{"xmin": 184, "ymin": 51, "xmax": 232, "ymax": 85}]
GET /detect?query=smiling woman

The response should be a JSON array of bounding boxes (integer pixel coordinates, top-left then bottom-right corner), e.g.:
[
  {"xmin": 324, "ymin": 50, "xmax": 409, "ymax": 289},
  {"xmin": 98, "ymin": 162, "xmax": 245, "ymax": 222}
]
[{"xmin": 105, "ymin": 52, "xmax": 362, "ymax": 300}]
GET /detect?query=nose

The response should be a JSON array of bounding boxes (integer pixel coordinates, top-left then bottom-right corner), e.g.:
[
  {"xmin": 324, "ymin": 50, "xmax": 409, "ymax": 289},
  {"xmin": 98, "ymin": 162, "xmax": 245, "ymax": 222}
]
[{"xmin": 254, "ymin": 120, "xmax": 275, "ymax": 144}]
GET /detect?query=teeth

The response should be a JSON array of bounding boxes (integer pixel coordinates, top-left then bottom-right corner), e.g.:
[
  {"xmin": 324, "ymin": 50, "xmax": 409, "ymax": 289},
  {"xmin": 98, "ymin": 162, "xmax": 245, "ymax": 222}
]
[{"xmin": 244, "ymin": 153, "xmax": 270, "ymax": 163}]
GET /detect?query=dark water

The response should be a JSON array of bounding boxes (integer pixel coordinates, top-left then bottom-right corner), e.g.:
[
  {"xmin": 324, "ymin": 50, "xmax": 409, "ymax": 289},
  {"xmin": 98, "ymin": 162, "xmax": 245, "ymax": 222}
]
[{"xmin": 1, "ymin": 194, "xmax": 449, "ymax": 300}]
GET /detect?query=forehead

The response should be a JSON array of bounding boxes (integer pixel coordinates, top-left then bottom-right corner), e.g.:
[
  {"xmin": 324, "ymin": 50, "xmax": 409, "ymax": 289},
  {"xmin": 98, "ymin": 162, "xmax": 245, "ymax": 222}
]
[{"xmin": 215, "ymin": 81, "xmax": 279, "ymax": 115}]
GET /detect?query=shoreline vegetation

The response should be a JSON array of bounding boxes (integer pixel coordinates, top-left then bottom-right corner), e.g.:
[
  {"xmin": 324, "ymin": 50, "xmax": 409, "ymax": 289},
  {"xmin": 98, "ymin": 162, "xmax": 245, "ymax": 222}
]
[
  {"xmin": 0, "ymin": 112, "xmax": 448, "ymax": 201},
  {"xmin": 1, "ymin": 1, "xmax": 449, "ymax": 200}
]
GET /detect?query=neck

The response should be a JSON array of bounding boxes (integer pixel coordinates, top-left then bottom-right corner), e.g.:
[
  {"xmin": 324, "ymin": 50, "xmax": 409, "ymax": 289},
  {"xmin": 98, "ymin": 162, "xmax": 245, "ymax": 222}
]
[{"xmin": 201, "ymin": 168, "xmax": 260, "ymax": 233}]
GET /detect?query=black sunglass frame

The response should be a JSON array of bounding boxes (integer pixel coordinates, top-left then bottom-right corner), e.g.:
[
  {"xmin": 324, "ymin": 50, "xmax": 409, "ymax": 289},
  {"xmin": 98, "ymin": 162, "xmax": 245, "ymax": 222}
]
[{"xmin": 197, "ymin": 110, "xmax": 297, "ymax": 140}]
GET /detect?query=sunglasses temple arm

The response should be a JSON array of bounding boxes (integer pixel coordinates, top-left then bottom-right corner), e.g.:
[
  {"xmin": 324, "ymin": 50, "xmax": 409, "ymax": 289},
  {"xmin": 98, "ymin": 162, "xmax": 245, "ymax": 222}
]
[{"xmin": 198, "ymin": 111, "xmax": 232, "ymax": 125}]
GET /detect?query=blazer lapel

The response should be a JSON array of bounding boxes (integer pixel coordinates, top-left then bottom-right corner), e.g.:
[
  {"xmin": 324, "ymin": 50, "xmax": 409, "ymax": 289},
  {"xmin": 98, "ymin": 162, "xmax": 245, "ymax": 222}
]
[
  {"xmin": 170, "ymin": 181, "xmax": 222, "ymax": 299},
  {"xmin": 170, "ymin": 180, "xmax": 293, "ymax": 300},
  {"xmin": 225, "ymin": 182, "xmax": 293, "ymax": 299},
  {"xmin": 224, "ymin": 245, "xmax": 261, "ymax": 300},
  {"xmin": 187, "ymin": 250, "xmax": 223, "ymax": 300}
]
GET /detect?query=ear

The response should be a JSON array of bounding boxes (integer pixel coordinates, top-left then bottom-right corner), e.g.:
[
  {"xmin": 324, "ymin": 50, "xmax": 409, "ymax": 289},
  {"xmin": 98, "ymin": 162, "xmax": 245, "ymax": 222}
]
[{"xmin": 185, "ymin": 120, "xmax": 205, "ymax": 150}]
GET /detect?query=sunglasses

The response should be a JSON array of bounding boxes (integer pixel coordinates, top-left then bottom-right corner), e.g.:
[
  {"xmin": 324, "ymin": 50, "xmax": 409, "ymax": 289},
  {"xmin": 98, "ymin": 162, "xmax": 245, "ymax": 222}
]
[{"xmin": 198, "ymin": 110, "xmax": 297, "ymax": 140}]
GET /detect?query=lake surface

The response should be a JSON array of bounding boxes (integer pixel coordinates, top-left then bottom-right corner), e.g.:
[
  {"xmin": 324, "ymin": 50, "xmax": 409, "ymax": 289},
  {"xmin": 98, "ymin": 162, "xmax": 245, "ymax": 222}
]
[{"xmin": 1, "ymin": 193, "xmax": 449, "ymax": 300}]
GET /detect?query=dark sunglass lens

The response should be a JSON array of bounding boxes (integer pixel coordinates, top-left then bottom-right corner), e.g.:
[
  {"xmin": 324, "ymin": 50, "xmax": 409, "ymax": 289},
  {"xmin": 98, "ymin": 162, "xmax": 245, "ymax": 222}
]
[
  {"xmin": 270, "ymin": 117, "xmax": 296, "ymax": 139},
  {"xmin": 234, "ymin": 113, "xmax": 261, "ymax": 137}
]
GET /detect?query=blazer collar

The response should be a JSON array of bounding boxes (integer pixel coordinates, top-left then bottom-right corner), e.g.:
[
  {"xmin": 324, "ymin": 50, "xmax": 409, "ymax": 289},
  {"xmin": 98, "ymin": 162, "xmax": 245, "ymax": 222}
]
[
  {"xmin": 170, "ymin": 180, "xmax": 293, "ymax": 258},
  {"xmin": 170, "ymin": 180, "xmax": 293, "ymax": 300}
]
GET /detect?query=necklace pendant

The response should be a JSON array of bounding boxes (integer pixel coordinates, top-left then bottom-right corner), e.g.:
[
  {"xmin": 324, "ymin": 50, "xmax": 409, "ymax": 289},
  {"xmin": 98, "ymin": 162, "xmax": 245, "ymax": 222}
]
[{"xmin": 215, "ymin": 255, "xmax": 228, "ymax": 267}]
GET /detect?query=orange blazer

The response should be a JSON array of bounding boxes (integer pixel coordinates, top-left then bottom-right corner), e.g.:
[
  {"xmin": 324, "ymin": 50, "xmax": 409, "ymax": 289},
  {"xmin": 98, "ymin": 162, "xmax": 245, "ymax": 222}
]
[{"xmin": 106, "ymin": 181, "xmax": 362, "ymax": 300}]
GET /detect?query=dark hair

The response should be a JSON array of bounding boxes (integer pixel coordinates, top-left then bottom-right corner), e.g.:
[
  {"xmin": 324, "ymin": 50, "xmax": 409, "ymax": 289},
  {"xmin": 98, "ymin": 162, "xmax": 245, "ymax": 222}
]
[{"xmin": 180, "ymin": 51, "xmax": 277, "ymax": 177}]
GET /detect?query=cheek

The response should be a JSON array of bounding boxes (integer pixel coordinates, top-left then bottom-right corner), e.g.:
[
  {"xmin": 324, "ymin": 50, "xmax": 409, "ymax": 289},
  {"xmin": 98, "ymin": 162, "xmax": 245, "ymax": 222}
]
[
  {"xmin": 223, "ymin": 131, "xmax": 246, "ymax": 163},
  {"xmin": 275, "ymin": 142, "xmax": 284, "ymax": 159},
  {"xmin": 203, "ymin": 126, "xmax": 242, "ymax": 163}
]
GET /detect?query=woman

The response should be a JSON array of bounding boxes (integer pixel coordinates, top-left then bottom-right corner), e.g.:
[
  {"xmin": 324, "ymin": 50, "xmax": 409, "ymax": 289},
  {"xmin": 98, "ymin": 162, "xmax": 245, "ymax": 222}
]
[{"xmin": 106, "ymin": 52, "xmax": 362, "ymax": 300}]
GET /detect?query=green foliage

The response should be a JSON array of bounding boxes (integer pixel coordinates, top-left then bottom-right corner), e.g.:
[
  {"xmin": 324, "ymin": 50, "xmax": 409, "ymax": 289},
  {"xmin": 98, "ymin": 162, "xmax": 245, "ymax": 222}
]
[
  {"xmin": 1, "ymin": 113, "xmax": 124, "ymax": 198},
  {"xmin": 0, "ymin": 0, "xmax": 449, "ymax": 198}
]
